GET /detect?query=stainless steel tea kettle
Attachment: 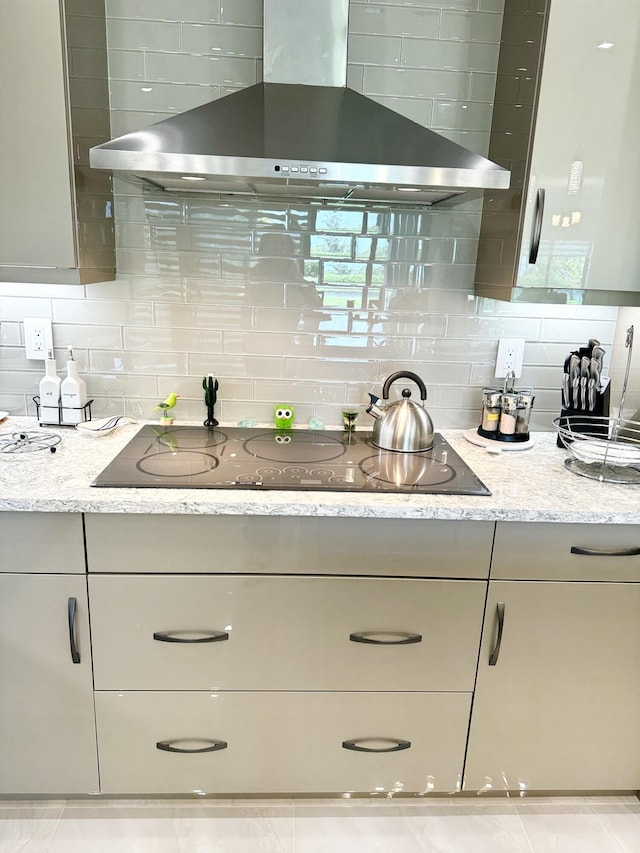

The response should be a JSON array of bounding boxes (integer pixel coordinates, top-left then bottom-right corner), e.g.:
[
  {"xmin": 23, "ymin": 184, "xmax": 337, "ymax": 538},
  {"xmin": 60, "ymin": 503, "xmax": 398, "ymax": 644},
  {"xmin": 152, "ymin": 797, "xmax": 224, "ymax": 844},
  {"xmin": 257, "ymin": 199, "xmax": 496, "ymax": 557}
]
[{"xmin": 367, "ymin": 371, "xmax": 434, "ymax": 452}]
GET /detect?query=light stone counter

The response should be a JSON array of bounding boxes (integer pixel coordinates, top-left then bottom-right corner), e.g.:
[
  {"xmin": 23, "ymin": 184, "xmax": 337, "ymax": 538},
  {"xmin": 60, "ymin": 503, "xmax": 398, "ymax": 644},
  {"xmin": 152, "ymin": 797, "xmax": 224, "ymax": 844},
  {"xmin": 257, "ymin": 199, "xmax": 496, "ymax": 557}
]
[{"xmin": 1, "ymin": 416, "xmax": 639, "ymax": 523}]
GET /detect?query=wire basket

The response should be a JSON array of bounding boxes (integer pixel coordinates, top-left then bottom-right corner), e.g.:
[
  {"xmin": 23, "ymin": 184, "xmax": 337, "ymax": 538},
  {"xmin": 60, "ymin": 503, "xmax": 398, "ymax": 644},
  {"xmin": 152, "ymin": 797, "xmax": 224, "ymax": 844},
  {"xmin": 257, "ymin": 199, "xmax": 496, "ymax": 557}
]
[{"xmin": 554, "ymin": 415, "xmax": 640, "ymax": 484}]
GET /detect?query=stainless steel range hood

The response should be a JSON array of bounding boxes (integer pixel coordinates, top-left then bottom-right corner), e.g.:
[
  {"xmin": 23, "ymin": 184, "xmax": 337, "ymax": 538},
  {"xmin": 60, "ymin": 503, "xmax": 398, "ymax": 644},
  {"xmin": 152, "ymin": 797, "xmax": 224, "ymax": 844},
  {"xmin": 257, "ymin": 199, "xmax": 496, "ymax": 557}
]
[{"xmin": 90, "ymin": 0, "xmax": 510, "ymax": 206}]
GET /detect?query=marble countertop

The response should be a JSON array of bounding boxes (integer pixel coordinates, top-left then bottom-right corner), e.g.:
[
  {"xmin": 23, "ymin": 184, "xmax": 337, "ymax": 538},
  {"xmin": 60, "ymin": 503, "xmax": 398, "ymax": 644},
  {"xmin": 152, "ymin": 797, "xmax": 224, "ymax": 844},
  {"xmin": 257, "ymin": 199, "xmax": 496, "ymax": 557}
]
[{"xmin": 1, "ymin": 416, "xmax": 639, "ymax": 524}]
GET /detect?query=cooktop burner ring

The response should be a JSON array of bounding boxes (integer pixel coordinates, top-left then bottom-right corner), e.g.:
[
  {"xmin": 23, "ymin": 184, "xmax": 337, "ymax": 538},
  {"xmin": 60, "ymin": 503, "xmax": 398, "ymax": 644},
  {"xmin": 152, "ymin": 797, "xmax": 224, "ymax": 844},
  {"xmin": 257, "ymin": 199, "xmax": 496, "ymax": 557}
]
[
  {"xmin": 358, "ymin": 453, "xmax": 457, "ymax": 489},
  {"xmin": 156, "ymin": 426, "xmax": 229, "ymax": 451},
  {"xmin": 136, "ymin": 450, "xmax": 220, "ymax": 478},
  {"xmin": 243, "ymin": 430, "xmax": 347, "ymax": 464}
]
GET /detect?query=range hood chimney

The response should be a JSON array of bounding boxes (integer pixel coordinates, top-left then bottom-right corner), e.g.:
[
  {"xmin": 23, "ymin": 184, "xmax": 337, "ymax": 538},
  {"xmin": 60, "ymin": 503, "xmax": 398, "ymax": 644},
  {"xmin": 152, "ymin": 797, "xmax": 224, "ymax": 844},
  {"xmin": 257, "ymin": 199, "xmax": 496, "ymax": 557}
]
[{"xmin": 90, "ymin": 0, "xmax": 510, "ymax": 206}]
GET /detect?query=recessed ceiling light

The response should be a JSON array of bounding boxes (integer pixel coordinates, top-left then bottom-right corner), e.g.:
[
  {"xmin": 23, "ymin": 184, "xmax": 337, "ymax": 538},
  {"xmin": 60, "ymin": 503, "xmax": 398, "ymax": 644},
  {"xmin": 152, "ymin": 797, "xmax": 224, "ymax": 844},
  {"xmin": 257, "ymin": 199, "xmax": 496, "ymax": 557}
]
[
  {"xmin": 396, "ymin": 186, "xmax": 421, "ymax": 192},
  {"xmin": 597, "ymin": 42, "xmax": 614, "ymax": 49},
  {"xmin": 181, "ymin": 176, "xmax": 206, "ymax": 181}
]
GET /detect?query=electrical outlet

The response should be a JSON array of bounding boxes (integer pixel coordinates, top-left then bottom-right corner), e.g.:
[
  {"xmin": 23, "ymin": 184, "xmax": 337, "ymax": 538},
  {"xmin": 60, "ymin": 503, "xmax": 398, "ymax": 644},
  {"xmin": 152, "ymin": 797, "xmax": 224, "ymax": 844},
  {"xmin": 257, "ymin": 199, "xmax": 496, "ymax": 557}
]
[
  {"xmin": 495, "ymin": 337, "xmax": 525, "ymax": 379},
  {"xmin": 24, "ymin": 318, "xmax": 53, "ymax": 360}
]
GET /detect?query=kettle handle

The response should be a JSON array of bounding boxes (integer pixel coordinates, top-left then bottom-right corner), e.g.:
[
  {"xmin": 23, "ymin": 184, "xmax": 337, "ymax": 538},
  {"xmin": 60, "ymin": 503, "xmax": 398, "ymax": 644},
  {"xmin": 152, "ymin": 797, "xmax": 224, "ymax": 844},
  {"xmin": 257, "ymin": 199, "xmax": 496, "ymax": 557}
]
[{"xmin": 382, "ymin": 371, "xmax": 427, "ymax": 402}]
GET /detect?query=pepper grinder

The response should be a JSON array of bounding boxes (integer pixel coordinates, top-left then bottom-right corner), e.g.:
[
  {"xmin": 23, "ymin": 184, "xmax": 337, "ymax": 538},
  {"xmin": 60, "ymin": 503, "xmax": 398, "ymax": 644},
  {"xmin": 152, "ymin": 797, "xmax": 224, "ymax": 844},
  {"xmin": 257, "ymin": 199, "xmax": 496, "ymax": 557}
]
[{"xmin": 203, "ymin": 374, "xmax": 219, "ymax": 427}]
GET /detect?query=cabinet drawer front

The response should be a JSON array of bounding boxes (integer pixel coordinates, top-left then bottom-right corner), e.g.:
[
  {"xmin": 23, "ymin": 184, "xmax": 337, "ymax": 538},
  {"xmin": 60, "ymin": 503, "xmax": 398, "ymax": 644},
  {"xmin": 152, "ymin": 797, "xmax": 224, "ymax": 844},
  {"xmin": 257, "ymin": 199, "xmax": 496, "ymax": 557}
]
[
  {"xmin": 95, "ymin": 691, "xmax": 471, "ymax": 795},
  {"xmin": 89, "ymin": 575, "xmax": 485, "ymax": 691},
  {"xmin": 0, "ymin": 512, "xmax": 85, "ymax": 574},
  {"xmin": 84, "ymin": 514, "xmax": 492, "ymax": 578},
  {"xmin": 492, "ymin": 522, "xmax": 640, "ymax": 581}
]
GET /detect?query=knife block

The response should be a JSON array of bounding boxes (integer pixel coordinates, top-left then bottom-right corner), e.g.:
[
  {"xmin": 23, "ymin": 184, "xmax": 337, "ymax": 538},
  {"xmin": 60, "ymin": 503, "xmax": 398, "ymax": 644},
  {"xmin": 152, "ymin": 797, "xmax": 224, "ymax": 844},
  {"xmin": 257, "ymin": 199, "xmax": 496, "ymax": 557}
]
[{"xmin": 556, "ymin": 379, "xmax": 611, "ymax": 447}]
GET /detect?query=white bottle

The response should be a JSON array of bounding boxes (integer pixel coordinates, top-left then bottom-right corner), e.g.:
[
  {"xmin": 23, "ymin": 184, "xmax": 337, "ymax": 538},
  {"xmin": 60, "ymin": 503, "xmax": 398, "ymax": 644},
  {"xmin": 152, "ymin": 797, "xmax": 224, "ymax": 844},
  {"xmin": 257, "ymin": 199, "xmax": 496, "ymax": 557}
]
[
  {"xmin": 39, "ymin": 349, "xmax": 62, "ymax": 424},
  {"xmin": 60, "ymin": 346, "xmax": 87, "ymax": 424}
]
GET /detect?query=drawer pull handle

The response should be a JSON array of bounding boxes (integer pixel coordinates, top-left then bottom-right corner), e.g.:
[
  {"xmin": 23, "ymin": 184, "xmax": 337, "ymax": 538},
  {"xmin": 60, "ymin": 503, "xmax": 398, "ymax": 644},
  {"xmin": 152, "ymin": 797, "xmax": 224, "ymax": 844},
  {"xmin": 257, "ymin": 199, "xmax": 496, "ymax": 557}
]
[
  {"xmin": 349, "ymin": 631, "xmax": 422, "ymax": 645},
  {"xmin": 488, "ymin": 602, "xmax": 505, "ymax": 667},
  {"xmin": 342, "ymin": 738, "xmax": 411, "ymax": 753},
  {"xmin": 153, "ymin": 630, "xmax": 230, "ymax": 644},
  {"xmin": 570, "ymin": 545, "xmax": 640, "ymax": 557},
  {"xmin": 529, "ymin": 187, "xmax": 545, "ymax": 263},
  {"xmin": 156, "ymin": 739, "xmax": 228, "ymax": 754},
  {"xmin": 68, "ymin": 597, "xmax": 80, "ymax": 664}
]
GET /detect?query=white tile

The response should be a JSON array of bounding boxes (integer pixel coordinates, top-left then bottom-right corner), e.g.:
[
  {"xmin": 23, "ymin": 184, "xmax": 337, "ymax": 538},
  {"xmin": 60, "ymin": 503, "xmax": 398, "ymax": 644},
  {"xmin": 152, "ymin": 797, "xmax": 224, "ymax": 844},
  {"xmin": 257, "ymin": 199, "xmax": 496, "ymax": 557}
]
[
  {"xmin": 123, "ymin": 327, "xmax": 223, "ymax": 353},
  {"xmin": 53, "ymin": 323, "xmax": 123, "ymax": 349},
  {"xmin": 363, "ymin": 66, "xmax": 471, "ymax": 100},
  {"xmin": 106, "ymin": 18, "xmax": 181, "ymax": 50},
  {"xmin": 84, "ymin": 372, "xmax": 157, "ymax": 398},
  {"xmin": 145, "ymin": 53, "xmax": 256, "ymax": 87},
  {"xmin": 52, "ymin": 299, "xmax": 154, "ymax": 326},
  {"xmin": 0, "ymin": 394, "xmax": 28, "ymax": 415},
  {"xmin": 0, "ymin": 283, "xmax": 80, "ymax": 299},
  {"xmin": 440, "ymin": 10, "xmax": 504, "ymax": 43},
  {"xmin": 349, "ymin": 34, "xmax": 402, "ymax": 66},
  {"xmin": 43, "ymin": 802, "xmax": 294, "ymax": 853},
  {"xmin": 89, "ymin": 349, "xmax": 189, "ymax": 375},
  {"xmin": 0, "ymin": 321, "xmax": 22, "ymax": 346},
  {"xmin": 403, "ymin": 39, "xmax": 500, "ymax": 75},
  {"xmin": 219, "ymin": 0, "xmax": 262, "ymax": 26},
  {"xmin": 181, "ymin": 23, "xmax": 262, "ymax": 57},
  {"xmin": 349, "ymin": 4, "xmax": 440, "ymax": 38},
  {"xmin": 255, "ymin": 380, "xmax": 347, "ymax": 406},
  {"xmin": 0, "ymin": 297, "xmax": 51, "ymax": 321},
  {"xmin": 154, "ymin": 304, "xmax": 253, "ymax": 330},
  {"xmin": 188, "ymin": 353, "xmax": 284, "ymax": 379},
  {"xmin": 109, "ymin": 80, "xmax": 218, "ymax": 113},
  {"xmin": 223, "ymin": 330, "xmax": 318, "ymax": 357},
  {"xmin": 540, "ymin": 318, "xmax": 616, "ymax": 346},
  {"xmin": 515, "ymin": 802, "xmax": 627, "ymax": 853},
  {"xmin": 285, "ymin": 358, "xmax": 377, "ymax": 383},
  {"xmin": 0, "ymin": 804, "xmax": 62, "ymax": 853},
  {"xmin": 106, "ymin": 0, "xmax": 220, "ymax": 22},
  {"xmin": 592, "ymin": 802, "xmax": 640, "ymax": 853},
  {"xmin": 293, "ymin": 801, "xmax": 533, "ymax": 853}
]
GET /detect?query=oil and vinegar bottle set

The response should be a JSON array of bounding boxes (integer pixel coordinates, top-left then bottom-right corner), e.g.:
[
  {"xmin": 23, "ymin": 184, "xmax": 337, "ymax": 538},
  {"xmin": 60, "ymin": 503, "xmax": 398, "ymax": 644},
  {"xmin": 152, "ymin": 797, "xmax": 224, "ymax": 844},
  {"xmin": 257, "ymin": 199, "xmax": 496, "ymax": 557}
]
[{"xmin": 36, "ymin": 346, "xmax": 91, "ymax": 425}]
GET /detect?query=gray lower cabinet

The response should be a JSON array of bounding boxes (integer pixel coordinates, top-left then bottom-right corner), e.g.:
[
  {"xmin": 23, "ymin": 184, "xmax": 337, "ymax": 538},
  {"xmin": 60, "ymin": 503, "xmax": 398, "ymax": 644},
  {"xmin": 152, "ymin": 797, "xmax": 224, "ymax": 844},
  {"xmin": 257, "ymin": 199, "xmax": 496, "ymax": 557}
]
[
  {"xmin": 0, "ymin": 574, "xmax": 98, "ymax": 794},
  {"xmin": 464, "ymin": 580, "xmax": 640, "ymax": 791},
  {"xmin": 86, "ymin": 514, "xmax": 492, "ymax": 794},
  {"xmin": 95, "ymin": 691, "xmax": 472, "ymax": 795}
]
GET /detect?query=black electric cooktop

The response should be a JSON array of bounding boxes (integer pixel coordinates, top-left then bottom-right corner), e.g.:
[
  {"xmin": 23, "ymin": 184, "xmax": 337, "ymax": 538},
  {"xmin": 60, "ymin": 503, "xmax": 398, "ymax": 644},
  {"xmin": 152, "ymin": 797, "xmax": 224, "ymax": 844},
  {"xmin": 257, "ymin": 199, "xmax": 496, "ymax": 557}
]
[{"xmin": 92, "ymin": 425, "xmax": 490, "ymax": 496}]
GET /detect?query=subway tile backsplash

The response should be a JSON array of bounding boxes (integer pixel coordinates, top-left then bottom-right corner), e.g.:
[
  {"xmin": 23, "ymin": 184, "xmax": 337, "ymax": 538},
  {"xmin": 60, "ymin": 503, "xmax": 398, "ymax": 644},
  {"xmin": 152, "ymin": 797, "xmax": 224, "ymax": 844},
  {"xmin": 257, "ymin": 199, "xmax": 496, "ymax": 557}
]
[{"xmin": 0, "ymin": 0, "xmax": 621, "ymax": 429}]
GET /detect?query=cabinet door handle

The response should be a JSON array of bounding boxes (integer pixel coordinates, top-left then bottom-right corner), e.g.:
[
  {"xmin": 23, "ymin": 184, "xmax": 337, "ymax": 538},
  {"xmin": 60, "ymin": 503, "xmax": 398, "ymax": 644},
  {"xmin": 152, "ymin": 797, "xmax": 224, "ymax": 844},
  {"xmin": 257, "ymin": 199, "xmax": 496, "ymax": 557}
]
[
  {"xmin": 349, "ymin": 631, "xmax": 422, "ymax": 645},
  {"xmin": 342, "ymin": 738, "xmax": 411, "ymax": 753},
  {"xmin": 570, "ymin": 545, "xmax": 640, "ymax": 557},
  {"xmin": 67, "ymin": 597, "xmax": 81, "ymax": 664},
  {"xmin": 528, "ymin": 187, "xmax": 545, "ymax": 263},
  {"xmin": 156, "ymin": 739, "xmax": 228, "ymax": 754},
  {"xmin": 488, "ymin": 601, "xmax": 505, "ymax": 666},
  {"xmin": 153, "ymin": 630, "xmax": 230, "ymax": 643}
]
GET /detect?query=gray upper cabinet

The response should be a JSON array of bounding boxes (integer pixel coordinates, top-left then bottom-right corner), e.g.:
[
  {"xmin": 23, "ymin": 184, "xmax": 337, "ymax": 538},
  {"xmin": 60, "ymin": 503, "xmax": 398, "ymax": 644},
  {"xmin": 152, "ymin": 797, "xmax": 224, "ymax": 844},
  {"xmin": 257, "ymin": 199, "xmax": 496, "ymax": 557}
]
[
  {"xmin": 0, "ymin": 0, "xmax": 115, "ymax": 285},
  {"xmin": 475, "ymin": 0, "xmax": 640, "ymax": 307}
]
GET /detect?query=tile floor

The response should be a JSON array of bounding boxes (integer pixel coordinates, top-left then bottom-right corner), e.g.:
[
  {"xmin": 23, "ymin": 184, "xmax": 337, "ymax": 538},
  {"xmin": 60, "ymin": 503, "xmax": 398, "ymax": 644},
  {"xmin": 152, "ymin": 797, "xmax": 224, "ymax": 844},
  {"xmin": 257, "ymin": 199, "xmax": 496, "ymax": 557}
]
[{"xmin": 1, "ymin": 795, "xmax": 640, "ymax": 853}]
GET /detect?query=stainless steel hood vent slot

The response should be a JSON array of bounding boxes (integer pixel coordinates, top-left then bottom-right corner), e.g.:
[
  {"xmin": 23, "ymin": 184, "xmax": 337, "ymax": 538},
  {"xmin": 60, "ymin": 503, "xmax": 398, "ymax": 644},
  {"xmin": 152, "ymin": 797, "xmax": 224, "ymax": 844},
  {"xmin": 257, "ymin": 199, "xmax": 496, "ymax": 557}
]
[{"xmin": 90, "ymin": 0, "xmax": 510, "ymax": 206}]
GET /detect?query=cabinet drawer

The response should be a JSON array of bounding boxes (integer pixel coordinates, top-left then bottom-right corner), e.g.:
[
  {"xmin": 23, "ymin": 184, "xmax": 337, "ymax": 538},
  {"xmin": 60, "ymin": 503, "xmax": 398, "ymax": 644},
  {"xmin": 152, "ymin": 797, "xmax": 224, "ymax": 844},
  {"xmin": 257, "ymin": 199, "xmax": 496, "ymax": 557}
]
[
  {"xmin": 89, "ymin": 575, "xmax": 485, "ymax": 691},
  {"xmin": 492, "ymin": 522, "xmax": 640, "ymax": 581},
  {"xmin": 84, "ymin": 514, "xmax": 493, "ymax": 578},
  {"xmin": 95, "ymin": 690, "xmax": 471, "ymax": 795},
  {"xmin": 0, "ymin": 512, "xmax": 85, "ymax": 574}
]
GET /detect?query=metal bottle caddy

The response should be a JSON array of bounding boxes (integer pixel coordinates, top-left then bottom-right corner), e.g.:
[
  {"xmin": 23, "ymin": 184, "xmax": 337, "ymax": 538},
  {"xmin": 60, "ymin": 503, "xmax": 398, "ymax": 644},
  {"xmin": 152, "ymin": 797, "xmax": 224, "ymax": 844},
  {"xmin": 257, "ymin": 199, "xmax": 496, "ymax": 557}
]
[
  {"xmin": 478, "ymin": 372, "xmax": 535, "ymax": 443},
  {"xmin": 33, "ymin": 395, "xmax": 93, "ymax": 427}
]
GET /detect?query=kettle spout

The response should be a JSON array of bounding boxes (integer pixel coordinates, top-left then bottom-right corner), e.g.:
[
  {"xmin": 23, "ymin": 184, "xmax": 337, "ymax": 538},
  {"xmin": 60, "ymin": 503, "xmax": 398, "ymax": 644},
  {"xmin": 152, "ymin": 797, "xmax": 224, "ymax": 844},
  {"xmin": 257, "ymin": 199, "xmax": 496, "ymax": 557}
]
[{"xmin": 367, "ymin": 393, "xmax": 384, "ymax": 420}]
